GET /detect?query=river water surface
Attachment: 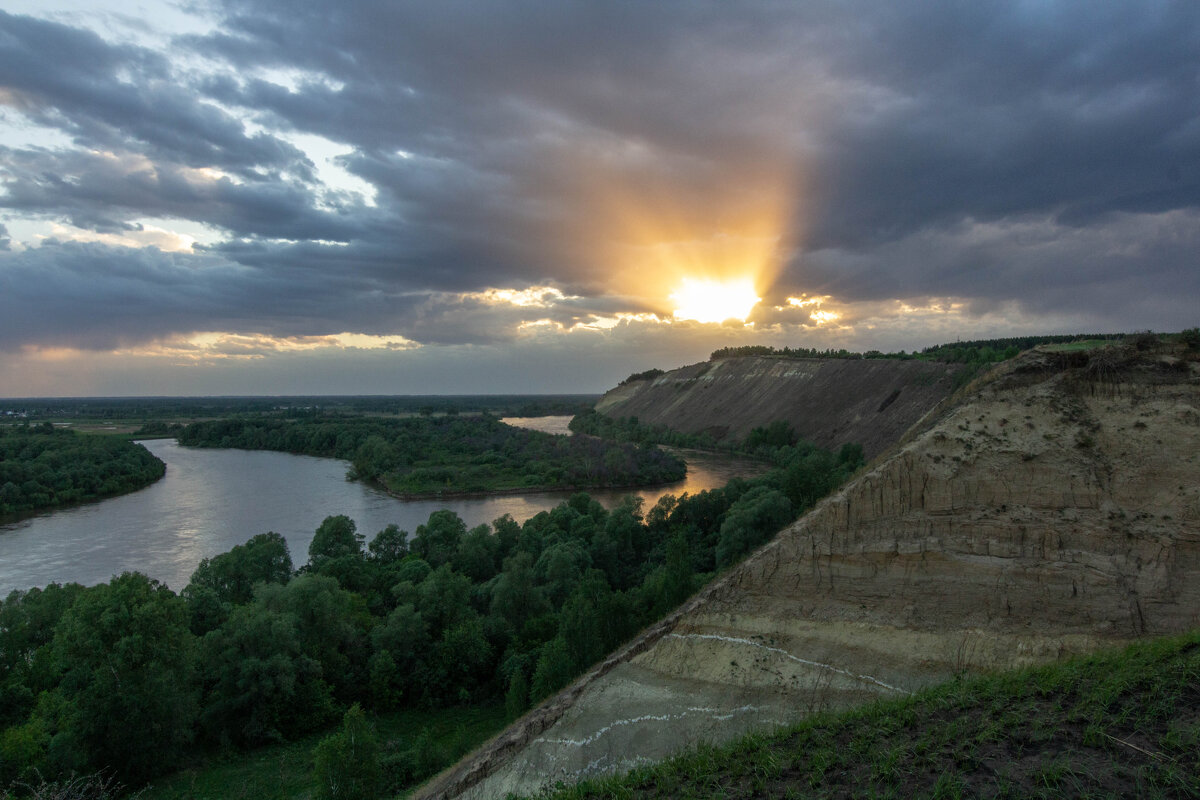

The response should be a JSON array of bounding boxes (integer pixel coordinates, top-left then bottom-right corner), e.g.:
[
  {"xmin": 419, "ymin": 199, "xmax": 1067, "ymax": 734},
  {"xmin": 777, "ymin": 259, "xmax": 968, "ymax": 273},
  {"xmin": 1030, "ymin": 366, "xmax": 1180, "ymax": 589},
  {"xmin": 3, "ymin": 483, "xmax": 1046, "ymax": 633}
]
[{"xmin": 0, "ymin": 419, "xmax": 765, "ymax": 594}]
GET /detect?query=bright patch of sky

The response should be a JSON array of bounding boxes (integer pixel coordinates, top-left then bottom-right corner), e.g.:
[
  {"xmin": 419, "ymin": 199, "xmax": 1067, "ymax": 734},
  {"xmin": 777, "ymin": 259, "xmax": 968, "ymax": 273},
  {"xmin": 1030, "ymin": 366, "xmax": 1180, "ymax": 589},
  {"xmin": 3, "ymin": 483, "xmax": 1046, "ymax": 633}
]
[
  {"xmin": 0, "ymin": 106, "xmax": 76, "ymax": 151},
  {"xmin": 1, "ymin": 0, "xmax": 218, "ymax": 46},
  {"xmin": 282, "ymin": 133, "xmax": 378, "ymax": 208}
]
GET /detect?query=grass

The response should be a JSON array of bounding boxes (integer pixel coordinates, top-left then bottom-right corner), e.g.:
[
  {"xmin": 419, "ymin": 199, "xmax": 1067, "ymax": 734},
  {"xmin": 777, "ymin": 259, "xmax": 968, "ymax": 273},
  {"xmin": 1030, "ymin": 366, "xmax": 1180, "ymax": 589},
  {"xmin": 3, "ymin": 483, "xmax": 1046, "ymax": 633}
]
[
  {"xmin": 142, "ymin": 704, "xmax": 507, "ymax": 800},
  {"xmin": 527, "ymin": 632, "xmax": 1200, "ymax": 799},
  {"xmin": 1041, "ymin": 340, "xmax": 1114, "ymax": 353}
]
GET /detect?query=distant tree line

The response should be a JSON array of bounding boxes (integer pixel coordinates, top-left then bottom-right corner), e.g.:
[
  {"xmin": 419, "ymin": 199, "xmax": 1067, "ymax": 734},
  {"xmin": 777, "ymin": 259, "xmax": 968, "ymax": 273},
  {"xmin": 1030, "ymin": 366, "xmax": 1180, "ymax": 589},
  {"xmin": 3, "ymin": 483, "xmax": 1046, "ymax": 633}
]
[
  {"xmin": 4, "ymin": 395, "xmax": 599, "ymax": 423},
  {"xmin": 177, "ymin": 415, "xmax": 685, "ymax": 495},
  {"xmin": 709, "ymin": 333, "xmax": 1134, "ymax": 365},
  {"xmin": 0, "ymin": 425, "xmax": 862, "ymax": 794},
  {"xmin": 0, "ymin": 425, "xmax": 165, "ymax": 518}
]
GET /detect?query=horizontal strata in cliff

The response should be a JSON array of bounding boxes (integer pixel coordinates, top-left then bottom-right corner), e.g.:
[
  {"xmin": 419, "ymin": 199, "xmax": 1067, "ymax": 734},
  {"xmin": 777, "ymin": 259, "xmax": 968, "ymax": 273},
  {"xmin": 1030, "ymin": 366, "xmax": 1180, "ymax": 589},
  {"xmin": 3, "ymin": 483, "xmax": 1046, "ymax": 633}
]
[
  {"xmin": 595, "ymin": 356, "xmax": 968, "ymax": 456},
  {"xmin": 417, "ymin": 345, "xmax": 1200, "ymax": 799}
]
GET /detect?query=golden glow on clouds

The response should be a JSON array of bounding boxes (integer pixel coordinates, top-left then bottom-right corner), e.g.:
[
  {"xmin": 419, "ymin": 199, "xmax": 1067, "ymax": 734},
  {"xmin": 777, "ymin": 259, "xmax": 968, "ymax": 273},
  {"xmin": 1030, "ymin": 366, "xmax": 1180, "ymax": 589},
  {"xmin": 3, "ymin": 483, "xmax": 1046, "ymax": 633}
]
[
  {"xmin": 671, "ymin": 277, "xmax": 760, "ymax": 323},
  {"xmin": 517, "ymin": 312, "xmax": 665, "ymax": 334},
  {"xmin": 44, "ymin": 222, "xmax": 199, "ymax": 252},
  {"xmin": 117, "ymin": 331, "xmax": 417, "ymax": 361},
  {"xmin": 785, "ymin": 294, "xmax": 840, "ymax": 325},
  {"xmin": 469, "ymin": 287, "xmax": 569, "ymax": 307}
]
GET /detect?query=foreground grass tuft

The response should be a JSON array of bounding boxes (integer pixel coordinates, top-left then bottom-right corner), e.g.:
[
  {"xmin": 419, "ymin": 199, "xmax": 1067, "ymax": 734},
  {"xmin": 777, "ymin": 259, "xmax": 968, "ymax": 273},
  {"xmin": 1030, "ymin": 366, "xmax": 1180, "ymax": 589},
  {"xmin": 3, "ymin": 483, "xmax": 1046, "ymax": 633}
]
[{"xmin": 530, "ymin": 632, "xmax": 1200, "ymax": 799}]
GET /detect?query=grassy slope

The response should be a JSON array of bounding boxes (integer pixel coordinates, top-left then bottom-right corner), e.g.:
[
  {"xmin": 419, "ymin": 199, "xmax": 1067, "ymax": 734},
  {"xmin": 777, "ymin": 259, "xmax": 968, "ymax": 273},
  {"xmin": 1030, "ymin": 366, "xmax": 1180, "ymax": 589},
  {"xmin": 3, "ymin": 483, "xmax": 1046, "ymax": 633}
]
[
  {"xmin": 142, "ymin": 705, "xmax": 507, "ymax": 800},
  {"xmin": 530, "ymin": 632, "xmax": 1200, "ymax": 799}
]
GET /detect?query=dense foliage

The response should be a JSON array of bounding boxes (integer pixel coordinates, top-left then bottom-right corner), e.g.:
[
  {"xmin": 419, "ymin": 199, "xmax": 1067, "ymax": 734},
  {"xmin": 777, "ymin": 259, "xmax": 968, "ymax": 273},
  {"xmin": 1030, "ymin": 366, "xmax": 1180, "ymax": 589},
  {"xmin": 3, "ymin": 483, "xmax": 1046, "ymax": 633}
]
[
  {"xmin": 0, "ymin": 425, "xmax": 165, "ymax": 518},
  {"xmin": 178, "ymin": 415, "xmax": 685, "ymax": 496},
  {"xmin": 0, "ymin": 428, "xmax": 862, "ymax": 793}
]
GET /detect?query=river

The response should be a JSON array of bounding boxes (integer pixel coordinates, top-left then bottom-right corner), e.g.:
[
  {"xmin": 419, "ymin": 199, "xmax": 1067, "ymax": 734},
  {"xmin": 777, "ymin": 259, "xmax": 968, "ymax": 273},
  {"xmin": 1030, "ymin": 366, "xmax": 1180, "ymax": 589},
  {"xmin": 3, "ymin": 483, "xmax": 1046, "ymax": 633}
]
[{"xmin": 0, "ymin": 419, "xmax": 766, "ymax": 594}]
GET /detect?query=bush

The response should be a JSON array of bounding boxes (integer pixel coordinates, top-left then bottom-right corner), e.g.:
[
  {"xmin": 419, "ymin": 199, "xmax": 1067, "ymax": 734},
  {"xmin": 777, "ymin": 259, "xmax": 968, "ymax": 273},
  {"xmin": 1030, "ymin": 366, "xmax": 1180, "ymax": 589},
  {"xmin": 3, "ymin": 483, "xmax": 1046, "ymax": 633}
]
[{"xmin": 312, "ymin": 704, "xmax": 382, "ymax": 800}]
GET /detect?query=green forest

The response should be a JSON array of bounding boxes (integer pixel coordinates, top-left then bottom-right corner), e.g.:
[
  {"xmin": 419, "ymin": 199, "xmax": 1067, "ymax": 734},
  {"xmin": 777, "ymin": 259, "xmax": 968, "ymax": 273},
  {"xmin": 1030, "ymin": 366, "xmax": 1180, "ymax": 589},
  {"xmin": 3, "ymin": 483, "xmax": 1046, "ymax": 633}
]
[
  {"xmin": 0, "ymin": 425, "xmax": 165, "ymax": 518},
  {"xmin": 177, "ymin": 415, "xmax": 685, "ymax": 496},
  {"xmin": 0, "ymin": 426, "xmax": 863, "ymax": 797}
]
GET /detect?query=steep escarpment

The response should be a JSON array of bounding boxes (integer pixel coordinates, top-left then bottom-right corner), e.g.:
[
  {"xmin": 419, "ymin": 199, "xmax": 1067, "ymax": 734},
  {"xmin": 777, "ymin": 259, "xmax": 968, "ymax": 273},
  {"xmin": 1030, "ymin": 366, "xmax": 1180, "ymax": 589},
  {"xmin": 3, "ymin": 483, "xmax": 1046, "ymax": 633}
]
[
  {"xmin": 595, "ymin": 356, "xmax": 967, "ymax": 456},
  {"xmin": 417, "ymin": 347, "xmax": 1200, "ymax": 799}
]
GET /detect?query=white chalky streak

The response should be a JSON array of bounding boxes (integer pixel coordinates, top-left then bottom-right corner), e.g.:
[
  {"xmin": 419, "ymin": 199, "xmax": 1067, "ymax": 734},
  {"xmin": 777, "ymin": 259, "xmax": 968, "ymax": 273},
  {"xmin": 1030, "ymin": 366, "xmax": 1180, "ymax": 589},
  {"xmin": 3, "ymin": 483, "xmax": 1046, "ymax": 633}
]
[
  {"xmin": 534, "ymin": 704, "xmax": 763, "ymax": 749},
  {"xmin": 668, "ymin": 632, "xmax": 911, "ymax": 694}
]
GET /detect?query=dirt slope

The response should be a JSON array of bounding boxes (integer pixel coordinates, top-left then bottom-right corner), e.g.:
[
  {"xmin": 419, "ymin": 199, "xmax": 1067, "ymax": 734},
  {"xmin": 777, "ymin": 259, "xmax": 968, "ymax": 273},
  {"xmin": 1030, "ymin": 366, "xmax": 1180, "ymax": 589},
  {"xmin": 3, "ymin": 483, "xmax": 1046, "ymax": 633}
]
[
  {"xmin": 417, "ymin": 346, "xmax": 1200, "ymax": 799},
  {"xmin": 595, "ymin": 356, "xmax": 966, "ymax": 456}
]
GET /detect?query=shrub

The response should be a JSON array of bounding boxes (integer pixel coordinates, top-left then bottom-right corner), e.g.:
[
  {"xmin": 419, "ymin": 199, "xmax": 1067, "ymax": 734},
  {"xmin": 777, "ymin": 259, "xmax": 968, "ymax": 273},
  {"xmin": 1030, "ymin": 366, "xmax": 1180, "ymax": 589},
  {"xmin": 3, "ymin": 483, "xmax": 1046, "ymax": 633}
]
[{"xmin": 312, "ymin": 704, "xmax": 382, "ymax": 800}]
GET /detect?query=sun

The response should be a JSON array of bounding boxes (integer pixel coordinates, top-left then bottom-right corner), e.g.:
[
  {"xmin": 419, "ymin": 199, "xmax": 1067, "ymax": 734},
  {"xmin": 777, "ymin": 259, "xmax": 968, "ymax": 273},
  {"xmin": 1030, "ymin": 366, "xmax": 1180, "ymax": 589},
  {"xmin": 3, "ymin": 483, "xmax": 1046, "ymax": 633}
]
[{"xmin": 670, "ymin": 278, "xmax": 761, "ymax": 324}]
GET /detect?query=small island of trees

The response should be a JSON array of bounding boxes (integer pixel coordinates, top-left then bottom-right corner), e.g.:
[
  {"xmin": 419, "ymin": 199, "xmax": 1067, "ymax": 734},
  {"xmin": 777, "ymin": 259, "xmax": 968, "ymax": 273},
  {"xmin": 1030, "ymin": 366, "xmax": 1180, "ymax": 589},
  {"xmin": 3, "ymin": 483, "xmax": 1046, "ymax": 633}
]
[{"xmin": 177, "ymin": 414, "xmax": 686, "ymax": 496}]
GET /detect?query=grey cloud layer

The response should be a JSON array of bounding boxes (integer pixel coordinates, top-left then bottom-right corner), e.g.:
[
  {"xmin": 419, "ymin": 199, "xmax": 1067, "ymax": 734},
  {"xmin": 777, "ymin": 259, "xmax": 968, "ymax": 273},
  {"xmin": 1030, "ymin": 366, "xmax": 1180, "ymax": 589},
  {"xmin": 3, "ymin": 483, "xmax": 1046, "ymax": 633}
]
[{"xmin": 1, "ymin": 1, "xmax": 1198, "ymax": 353}]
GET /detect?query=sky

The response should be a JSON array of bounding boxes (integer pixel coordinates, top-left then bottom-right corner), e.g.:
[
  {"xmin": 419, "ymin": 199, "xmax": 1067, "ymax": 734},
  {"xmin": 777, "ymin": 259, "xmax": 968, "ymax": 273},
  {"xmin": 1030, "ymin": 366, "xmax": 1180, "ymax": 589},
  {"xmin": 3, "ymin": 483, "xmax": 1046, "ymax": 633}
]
[{"xmin": 1, "ymin": 0, "xmax": 1198, "ymax": 397}]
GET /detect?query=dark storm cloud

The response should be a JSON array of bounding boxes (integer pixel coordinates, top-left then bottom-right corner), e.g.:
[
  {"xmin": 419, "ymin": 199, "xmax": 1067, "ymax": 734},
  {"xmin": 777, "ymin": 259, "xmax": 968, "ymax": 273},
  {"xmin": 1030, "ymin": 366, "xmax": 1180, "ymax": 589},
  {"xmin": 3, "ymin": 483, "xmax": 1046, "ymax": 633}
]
[
  {"xmin": 0, "ymin": 239, "xmax": 625, "ymax": 352},
  {"xmin": 187, "ymin": 0, "xmax": 1200, "ymax": 310},
  {"xmin": 0, "ymin": 146, "xmax": 365, "ymax": 241},
  {"xmin": 2, "ymin": 0, "xmax": 1199, "ymax": 359},
  {"xmin": 0, "ymin": 11, "xmax": 307, "ymax": 178}
]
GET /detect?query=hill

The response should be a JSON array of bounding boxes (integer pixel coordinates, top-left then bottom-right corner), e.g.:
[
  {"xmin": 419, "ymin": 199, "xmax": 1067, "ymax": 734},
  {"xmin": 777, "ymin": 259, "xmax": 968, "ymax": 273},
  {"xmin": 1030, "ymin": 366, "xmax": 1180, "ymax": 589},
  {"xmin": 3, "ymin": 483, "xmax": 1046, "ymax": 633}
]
[
  {"xmin": 416, "ymin": 341, "xmax": 1200, "ymax": 799},
  {"xmin": 594, "ymin": 356, "xmax": 968, "ymax": 457}
]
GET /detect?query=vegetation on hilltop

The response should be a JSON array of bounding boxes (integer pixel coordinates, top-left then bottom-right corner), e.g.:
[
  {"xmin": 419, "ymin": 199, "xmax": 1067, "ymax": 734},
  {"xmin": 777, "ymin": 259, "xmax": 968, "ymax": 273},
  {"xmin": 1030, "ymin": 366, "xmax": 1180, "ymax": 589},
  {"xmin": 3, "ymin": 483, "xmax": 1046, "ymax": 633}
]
[
  {"xmin": 0, "ymin": 425, "xmax": 165, "ymax": 518},
  {"xmin": 177, "ymin": 415, "xmax": 685, "ymax": 496},
  {"xmin": 0, "ymin": 429, "xmax": 862, "ymax": 796},
  {"xmin": 708, "ymin": 333, "xmax": 1139, "ymax": 364}
]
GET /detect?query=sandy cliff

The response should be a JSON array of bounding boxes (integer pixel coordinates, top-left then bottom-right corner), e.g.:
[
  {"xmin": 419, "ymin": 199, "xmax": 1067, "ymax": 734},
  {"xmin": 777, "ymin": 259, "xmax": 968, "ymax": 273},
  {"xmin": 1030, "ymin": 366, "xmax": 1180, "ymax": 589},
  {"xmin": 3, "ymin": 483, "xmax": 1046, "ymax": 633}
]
[
  {"xmin": 418, "ymin": 346, "xmax": 1200, "ymax": 799},
  {"xmin": 595, "ymin": 356, "xmax": 967, "ymax": 456}
]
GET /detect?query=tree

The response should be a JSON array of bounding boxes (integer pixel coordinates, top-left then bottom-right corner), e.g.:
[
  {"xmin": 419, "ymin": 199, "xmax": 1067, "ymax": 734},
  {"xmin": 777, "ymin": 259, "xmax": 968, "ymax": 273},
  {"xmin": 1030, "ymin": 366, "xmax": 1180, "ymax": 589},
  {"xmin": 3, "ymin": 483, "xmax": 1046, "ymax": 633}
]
[
  {"xmin": 198, "ymin": 601, "xmax": 333, "ymax": 746},
  {"xmin": 715, "ymin": 486, "xmax": 793, "ymax": 567},
  {"xmin": 416, "ymin": 565, "xmax": 474, "ymax": 636},
  {"xmin": 535, "ymin": 541, "xmax": 592, "ymax": 607},
  {"xmin": 308, "ymin": 515, "xmax": 363, "ymax": 567},
  {"xmin": 254, "ymin": 575, "xmax": 370, "ymax": 704},
  {"xmin": 559, "ymin": 570, "xmax": 631, "ymax": 670},
  {"xmin": 530, "ymin": 637, "xmax": 576, "ymax": 704},
  {"xmin": 452, "ymin": 524, "xmax": 500, "ymax": 583},
  {"xmin": 429, "ymin": 618, "xmax": 493, "ymax": 703},
  {"xmin": 367, "ymin": 524, "xmax": 408, "ymax": 563},
  {"xmin": 184, "ymin": 532, "xmax": 293, "ymax": 633},
  {"xmin": 369, "ymin": 603, "xmax": 430, "ymax": 708},
  {"xmin": 489, "ymin": 553, "xmax": 548, "ymax": 633},
  {"xmin": 410, "ymin": 510, "xmax": 466, "ymax": 567},
  {"xmin": 312, "ymin": 704, "xmax": 382, "ymax": 800},
  {"xmin": 47, "ymin": 573, "xmax": 198, "ymax": 783}
]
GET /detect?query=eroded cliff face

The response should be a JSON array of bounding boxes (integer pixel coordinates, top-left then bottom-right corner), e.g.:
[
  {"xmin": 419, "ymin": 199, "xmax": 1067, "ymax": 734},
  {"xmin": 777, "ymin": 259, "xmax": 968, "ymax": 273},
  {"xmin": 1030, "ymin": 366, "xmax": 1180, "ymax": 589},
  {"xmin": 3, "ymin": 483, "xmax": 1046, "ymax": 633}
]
[
  {"xmin": 595, "ymin": 356, "xmax": 967, "ymax": 456},
  {"xmin": 418, "ymin": 348, "xmax": 1200, "ymax": 800}
]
